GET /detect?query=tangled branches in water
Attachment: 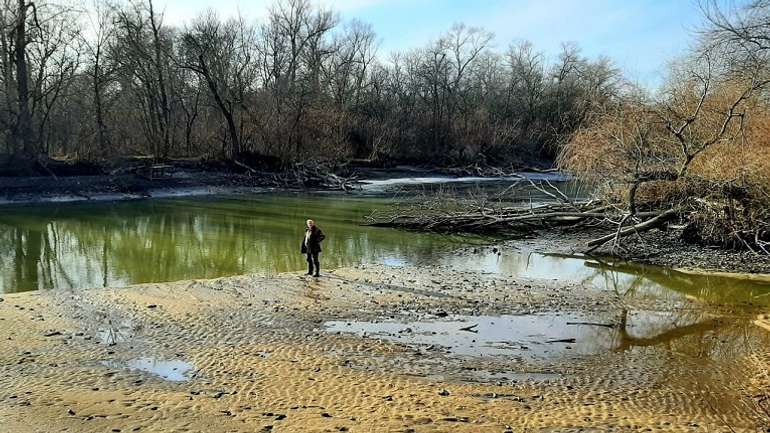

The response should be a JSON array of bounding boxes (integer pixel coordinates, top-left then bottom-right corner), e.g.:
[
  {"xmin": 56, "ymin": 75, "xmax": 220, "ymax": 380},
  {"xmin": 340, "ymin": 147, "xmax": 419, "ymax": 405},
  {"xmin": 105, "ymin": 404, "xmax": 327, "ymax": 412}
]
[
  {"xmin": 366, "ymin": 176, "xmax": 769, "ymax": 255},
  {"xmin": 365, "ymin": 179, "xmax": 683, "ymax": 253}
]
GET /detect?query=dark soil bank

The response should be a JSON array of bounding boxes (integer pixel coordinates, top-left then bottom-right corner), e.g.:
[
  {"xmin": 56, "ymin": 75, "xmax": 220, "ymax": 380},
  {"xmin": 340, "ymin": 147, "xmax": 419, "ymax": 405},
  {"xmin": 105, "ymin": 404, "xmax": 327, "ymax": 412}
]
[
  {"xmin": 513, "ymin": 228, "xmax": 770, "ymax": 274},
  {"xmin": 0, "ymin": 171, "xmax": 271, "ymax": 204},
  {"xmin": 614, "ymin": 228, "xmax": 770, "ymax": 274}
]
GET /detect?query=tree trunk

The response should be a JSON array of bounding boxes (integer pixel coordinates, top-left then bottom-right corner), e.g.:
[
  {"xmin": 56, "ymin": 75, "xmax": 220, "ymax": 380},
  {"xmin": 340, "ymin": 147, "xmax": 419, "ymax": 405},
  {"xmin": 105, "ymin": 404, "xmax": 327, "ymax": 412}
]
[
  {"xmin": 586, "ymin": 208, "xmax": 679, "ymax": 247},
  {"xmin": 14, "ymin": 0, "xmax": 34, "ymax": 156},
  {"xmin": 148, "ymin": 0, "xmax": 171, "ymax": 159},
  {"xmin": 198, "ymin": 60, "xmax": 240, "ymax": 157},
  {"xmin": 93, "ymin": 52, "xmax": 108, "ymax": 157},
  {"xmin": 94, "ymin": 81, "xmax": 107, "ymax": 155}
]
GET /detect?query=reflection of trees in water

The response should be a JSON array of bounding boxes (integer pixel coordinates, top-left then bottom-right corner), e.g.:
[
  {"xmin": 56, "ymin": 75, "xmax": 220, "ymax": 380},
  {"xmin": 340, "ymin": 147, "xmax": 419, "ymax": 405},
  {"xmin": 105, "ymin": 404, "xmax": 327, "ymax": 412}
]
[
  {"xmin": 613, "ymin": 309, "xmax": 723, "ymax": 355},
  {"xmin": 570, "ymin": 307, "xmax": 761, "ymax": 360},
  {"xmin": 0, "ymin": 197, "xmax": 461, "ymax": 292},
  {"xmin": 605, "ymin": 308, "xmax": 767, "ymax": 419},
  {"xmin": 575, "ymin": 254, "xmax": 770, "ymax": 306},
  {"xmin": 569, "ymin": 257, "xmax": 769, "ymax": 358},
  {"xmin": 0, "ymin": 223, "xmax": 70, "ymax": 291},
  {"xmin": 518, "ymin": 253, "xmax": 770, "ymax": 394}
]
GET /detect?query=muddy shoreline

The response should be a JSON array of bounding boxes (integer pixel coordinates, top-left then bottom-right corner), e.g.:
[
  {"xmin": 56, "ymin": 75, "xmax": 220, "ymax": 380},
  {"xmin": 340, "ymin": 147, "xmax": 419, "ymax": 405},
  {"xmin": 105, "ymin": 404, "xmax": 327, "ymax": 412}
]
[
  {"xmin": 0, "ymin": 253, "xmax": 768, "ymax": 432},
  {"xmin": 0, "ymin": 164, "xmax": 541, "ymax": 206},
  {"xmin": 517, "ymin": 228, "xmax": 770, "ymax": 275},
  {"xmin": 0, "ymin": 170, "xmax": 278, "ymax": 205}
]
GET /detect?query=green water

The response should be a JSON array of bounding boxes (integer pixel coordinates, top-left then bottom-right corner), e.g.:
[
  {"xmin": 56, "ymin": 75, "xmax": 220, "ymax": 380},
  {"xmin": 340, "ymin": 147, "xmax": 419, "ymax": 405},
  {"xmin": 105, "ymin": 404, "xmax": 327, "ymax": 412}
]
[
  {"xmin": 1, "ymin": 192, "xmax": 769, "ymax": 308},
  {"xmin": 443, "ymin": 250, "xmax": 770, "ymax": 306},
  {"xmin": 0, "ymin": 194, "xmax": 473, "ymax": 293}
]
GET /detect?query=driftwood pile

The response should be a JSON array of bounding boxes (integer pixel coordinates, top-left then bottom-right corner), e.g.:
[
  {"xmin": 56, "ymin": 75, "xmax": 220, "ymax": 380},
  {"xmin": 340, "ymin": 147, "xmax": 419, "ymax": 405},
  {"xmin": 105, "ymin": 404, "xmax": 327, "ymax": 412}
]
[
  {"xmin": 365, "ymin": 184, "xmax": 681, "ymax": 251},
  {"xmin": 233, "ymin": 158, "xmax": 359, "ymax": 191},
  {"xmin": 366, "ymin": 200, "xmax": 606, "ymax": 233},
  {"xmin": 271, "ymin": 160, "xmax": 360, "ymax": 191}
]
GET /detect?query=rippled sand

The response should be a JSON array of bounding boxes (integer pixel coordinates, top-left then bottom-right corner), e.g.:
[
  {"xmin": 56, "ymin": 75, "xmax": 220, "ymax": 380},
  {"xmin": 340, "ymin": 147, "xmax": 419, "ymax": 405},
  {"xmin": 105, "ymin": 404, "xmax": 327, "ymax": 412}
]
[{"xmin": 0, "ymin": 263, "xmax": 768, "ymax": 432}]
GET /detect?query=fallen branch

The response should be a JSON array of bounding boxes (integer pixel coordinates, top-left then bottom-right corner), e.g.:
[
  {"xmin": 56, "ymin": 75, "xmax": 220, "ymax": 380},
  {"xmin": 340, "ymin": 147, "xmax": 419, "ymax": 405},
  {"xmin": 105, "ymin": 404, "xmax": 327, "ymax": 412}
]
[
  {"xmin": 566, "ymin": 321, "xmax": 616, "ymax": 328},
  {"xmin": 586, "ymin": 208, "xmax": 679, "ymax": 248},
  {"xmin": 366, "ymin": 199, "xmax": 605, "ymax": 234},
  {"xmin": 366, "ymin": 182, "xmax": 692, "ymax": 254},
  {"xmin": 271, "ymin": 160, "xmax": 360, "ymax": 191},
  {"xmin": 233, "ymin": 159, "xmax": 258, "ymax": 175}
]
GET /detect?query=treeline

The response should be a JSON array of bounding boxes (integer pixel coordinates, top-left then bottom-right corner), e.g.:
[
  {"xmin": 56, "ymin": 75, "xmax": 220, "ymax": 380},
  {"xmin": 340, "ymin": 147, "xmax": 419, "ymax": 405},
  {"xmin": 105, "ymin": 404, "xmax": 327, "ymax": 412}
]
[
  {"xmin": 559, "ymin": 0, "xmax": 770, "ymax": 253},
  {"xmin": 0, "ymin": 0, "xmax": 619, "ymax": 168}
]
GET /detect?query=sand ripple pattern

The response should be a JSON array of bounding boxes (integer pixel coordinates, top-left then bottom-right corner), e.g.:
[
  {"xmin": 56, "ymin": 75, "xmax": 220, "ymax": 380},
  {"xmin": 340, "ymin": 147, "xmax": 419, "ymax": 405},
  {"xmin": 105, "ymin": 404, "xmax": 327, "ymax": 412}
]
[{"xmin": 0, "ymin": 266, "xmax": 767, "ymax": 432}]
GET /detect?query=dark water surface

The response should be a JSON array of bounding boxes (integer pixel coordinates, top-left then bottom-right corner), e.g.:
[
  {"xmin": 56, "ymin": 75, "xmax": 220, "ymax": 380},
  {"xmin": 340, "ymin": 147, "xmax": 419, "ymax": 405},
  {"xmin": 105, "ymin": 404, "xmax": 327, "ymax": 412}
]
[{"xmin": 325, "ymin": 309, "xmax": 766, "ymax": 361}]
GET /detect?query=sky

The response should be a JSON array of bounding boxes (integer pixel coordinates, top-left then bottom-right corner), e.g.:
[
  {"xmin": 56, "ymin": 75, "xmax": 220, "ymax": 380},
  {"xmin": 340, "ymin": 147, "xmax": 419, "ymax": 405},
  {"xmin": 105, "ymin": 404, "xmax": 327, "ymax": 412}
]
[{"xmin": 156, "ymin": 0, "xmax": 734, "ymax": 89}]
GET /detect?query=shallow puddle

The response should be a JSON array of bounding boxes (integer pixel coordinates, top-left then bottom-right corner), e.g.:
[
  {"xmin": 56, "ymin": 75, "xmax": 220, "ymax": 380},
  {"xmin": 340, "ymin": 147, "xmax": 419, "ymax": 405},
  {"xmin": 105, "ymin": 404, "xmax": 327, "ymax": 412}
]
[
  {"xmin": 326, "ymin": 309, "xmax": 768, "ymax": 362},
  {"xmin": 102, "ymin": 358, "xmax": 194, "ymax": 382},
  {"xmin": 436, "ymin": 251, "xmax": 770, "ymax": 306}
]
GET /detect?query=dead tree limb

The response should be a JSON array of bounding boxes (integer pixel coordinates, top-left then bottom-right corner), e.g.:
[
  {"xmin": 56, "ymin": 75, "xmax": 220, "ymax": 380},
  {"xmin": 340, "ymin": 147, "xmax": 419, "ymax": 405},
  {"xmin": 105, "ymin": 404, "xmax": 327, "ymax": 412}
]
[{"xmin": 586, "ymin": 208, "xmax": 679, "ymax": 248}]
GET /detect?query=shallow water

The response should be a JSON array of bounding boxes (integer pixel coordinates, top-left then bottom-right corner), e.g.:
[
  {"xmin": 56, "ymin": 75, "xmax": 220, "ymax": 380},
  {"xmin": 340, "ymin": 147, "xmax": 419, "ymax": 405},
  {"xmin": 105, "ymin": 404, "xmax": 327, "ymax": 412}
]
[
  {"xmin": 359, "ymin": 175, "xmax": 591, "ymax": 201},
  {"xmin": 102, "ymin": 358, "xmax": 194, "ymax": 382},
  {"xmin": 359, "ymin": 172, "xmax": 573, "ymax": 192},
  {"xmin": 436, "ymin": 250, "xmax": 770, "ymax": 306},
  {"xmin": 326, "ymin": 309, "xmax": 765, "ymax": 361}
]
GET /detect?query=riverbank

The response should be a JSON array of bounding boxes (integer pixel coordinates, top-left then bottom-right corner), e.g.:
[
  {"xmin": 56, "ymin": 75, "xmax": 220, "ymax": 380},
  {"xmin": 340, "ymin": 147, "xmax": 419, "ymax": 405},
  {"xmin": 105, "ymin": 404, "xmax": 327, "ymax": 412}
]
[
  {"xmin": 1, "ymin": 259, "xmax": 768, "ymax": 432},
  {"xmin": 0, "ymin": 170, "xmax": 275, "ymax": 206},
  {"xmin": 518, "ymin": 228, "xmax": 770, "ymax": 275},
  {"xmin": 0, "ymin": 165, "xmax": 552, "ymax": 206},
  {"xmin": 2, "ymin": 179, "xmax": 768, "ymax": 281}
]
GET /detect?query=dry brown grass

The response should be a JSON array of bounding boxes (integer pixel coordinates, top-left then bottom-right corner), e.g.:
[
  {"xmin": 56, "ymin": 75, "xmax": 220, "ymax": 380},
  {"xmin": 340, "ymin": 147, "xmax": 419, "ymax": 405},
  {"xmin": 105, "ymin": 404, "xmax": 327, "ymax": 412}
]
[{"xmin": 559, "ymin": 79, "xmax": 770, "ymax": 252}]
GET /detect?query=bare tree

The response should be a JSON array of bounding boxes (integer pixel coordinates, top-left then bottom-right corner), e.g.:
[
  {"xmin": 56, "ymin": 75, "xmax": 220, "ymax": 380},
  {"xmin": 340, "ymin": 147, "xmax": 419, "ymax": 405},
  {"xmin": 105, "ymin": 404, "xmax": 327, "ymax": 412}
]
[
  {"xmin": 114, "ymin": 0, "xmax": 175, "ymax": 158},
  {"xmin": 0, "ymin": 0, "xmax": 621, "ymax": 170},
  {"xmin": 180, "ymin": 11, "xmax": 258, "ymax": 158},
  {"xmin": 10, "ymin": 0, "xmax": 34, "ymax": 156},
  {"xmin": 82, "ymin": 0, "xmax": 118, "ymax": 157},
  {"xmin": 257, "ymin": 0, "xmax": 337, "ymax": 159}
]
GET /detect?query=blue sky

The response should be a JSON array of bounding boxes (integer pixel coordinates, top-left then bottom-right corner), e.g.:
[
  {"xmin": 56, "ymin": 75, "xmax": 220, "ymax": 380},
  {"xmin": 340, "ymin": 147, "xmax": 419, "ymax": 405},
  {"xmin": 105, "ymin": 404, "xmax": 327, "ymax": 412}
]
[{"xmin": 158, "ymin": 0, "xmax": 734, "ymax": 88}]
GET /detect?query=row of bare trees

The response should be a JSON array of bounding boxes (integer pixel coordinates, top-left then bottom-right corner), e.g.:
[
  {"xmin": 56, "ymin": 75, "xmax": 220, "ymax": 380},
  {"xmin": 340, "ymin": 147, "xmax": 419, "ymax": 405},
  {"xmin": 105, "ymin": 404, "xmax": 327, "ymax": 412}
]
[{"xmin": 0, "ymin": 0, "xmax": 619, "ymax": 168}]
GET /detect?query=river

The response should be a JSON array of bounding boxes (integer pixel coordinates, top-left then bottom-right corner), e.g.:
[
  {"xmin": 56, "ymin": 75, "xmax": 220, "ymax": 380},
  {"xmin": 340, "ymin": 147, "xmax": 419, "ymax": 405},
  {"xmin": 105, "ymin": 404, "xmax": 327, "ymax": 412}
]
[{"xmin": 1, "ymin": 179, "xmax": 769, "ymax": 307}]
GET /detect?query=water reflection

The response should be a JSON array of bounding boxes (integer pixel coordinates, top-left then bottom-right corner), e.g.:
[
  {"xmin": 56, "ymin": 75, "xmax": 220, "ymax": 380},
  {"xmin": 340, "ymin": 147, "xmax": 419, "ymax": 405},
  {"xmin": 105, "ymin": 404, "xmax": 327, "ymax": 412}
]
[
  {"xmin": 2, "ymin": 194, "xmax": 768, "ymax": 307},
  {"xmin": 326, "ymin": 309, "xmax": 766, "ymax": 362},
  {"xmin": 101, "ymin": 358, "xmax": 194, "ymax": 382},
  {"xmin": 439, "ymin": 251, "xmax": 770, "ymax": 306},
  {"xmin": 0, "ymin": 195, "xmax": 469, "ymax": 293}
]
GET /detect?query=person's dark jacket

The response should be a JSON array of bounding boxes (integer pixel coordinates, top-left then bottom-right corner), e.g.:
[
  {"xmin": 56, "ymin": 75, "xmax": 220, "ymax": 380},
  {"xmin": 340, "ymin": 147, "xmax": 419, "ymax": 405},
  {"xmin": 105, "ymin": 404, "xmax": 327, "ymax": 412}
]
[{"xmin": 301, "ymin": 227, "xmax": 326, "ymax": 254}]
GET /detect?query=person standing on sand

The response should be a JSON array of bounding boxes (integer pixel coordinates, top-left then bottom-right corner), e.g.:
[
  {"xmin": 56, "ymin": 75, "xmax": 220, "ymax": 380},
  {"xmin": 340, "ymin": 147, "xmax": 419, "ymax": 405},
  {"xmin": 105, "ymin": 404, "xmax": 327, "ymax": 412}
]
[{"xmin": 301, "ymin": 219, "xmax": 325, "ymax": 277}]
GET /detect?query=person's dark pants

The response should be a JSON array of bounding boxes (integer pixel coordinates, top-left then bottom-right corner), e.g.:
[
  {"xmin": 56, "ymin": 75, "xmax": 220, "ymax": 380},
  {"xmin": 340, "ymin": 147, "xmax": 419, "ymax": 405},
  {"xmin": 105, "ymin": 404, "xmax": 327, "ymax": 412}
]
[{"xmin": 306, "ymin": 252, "xmax": 320, "ymax": 276}]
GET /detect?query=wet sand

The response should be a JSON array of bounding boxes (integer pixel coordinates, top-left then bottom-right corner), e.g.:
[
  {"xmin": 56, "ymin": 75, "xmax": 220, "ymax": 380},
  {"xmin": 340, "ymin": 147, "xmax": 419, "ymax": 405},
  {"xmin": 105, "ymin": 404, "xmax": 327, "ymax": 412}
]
[{"xmin": 1, "ymin": 260, "xmax": 768, "ymax": 432}]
